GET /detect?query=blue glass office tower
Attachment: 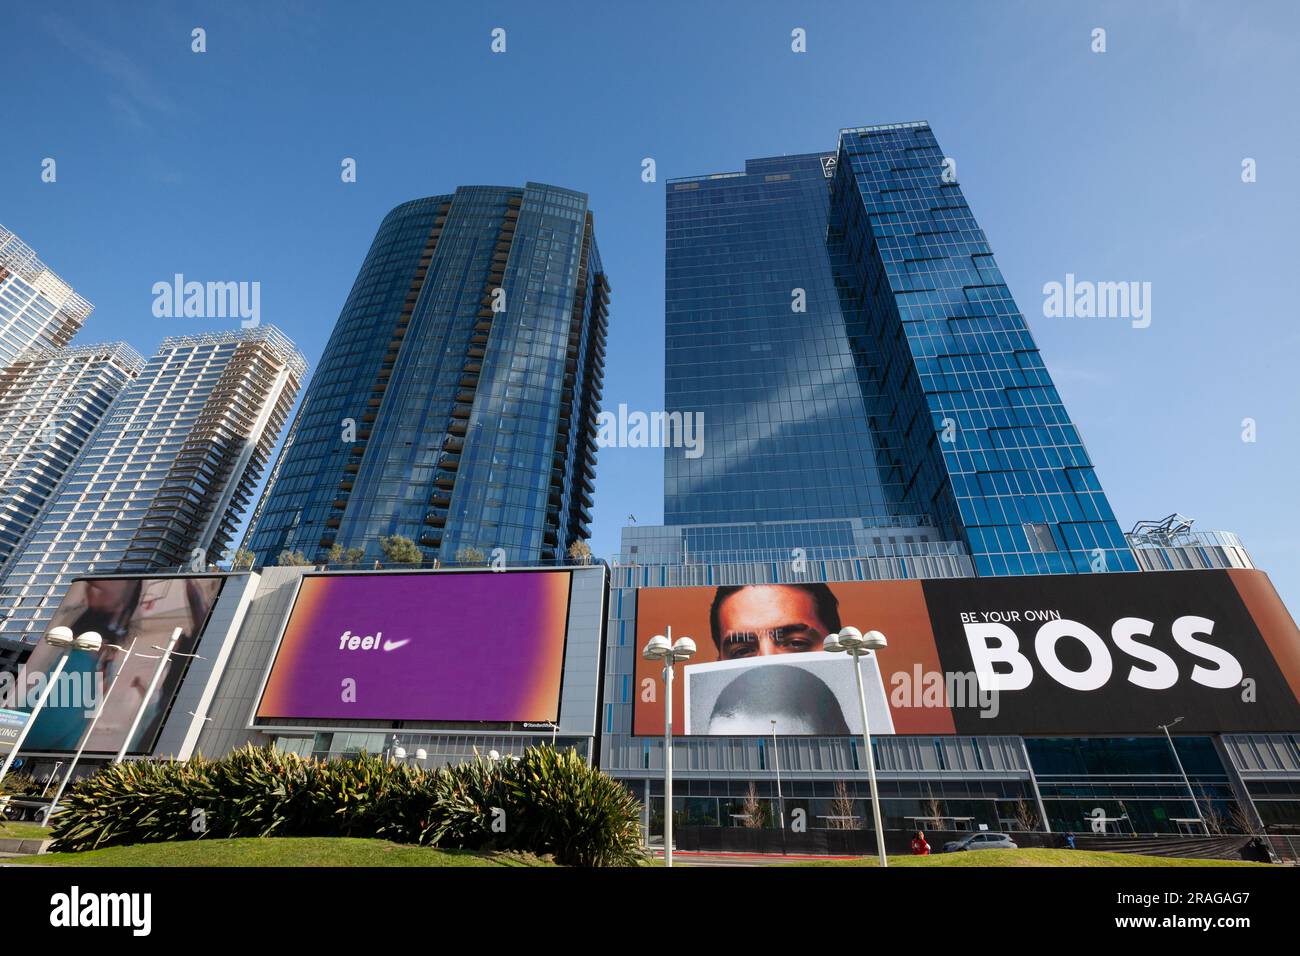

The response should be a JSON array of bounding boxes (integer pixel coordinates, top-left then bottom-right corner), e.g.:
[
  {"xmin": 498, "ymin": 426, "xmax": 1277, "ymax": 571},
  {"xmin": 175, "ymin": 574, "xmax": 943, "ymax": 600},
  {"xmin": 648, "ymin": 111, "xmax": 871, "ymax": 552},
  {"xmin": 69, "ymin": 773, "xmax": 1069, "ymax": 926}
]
[
  {"xmin": 244, "ymin": 185, "xmax": 607, "ymax": 565},
  {"xmin": 652, "ymin": 122, "xmax": 1135, "ymax": 576}
]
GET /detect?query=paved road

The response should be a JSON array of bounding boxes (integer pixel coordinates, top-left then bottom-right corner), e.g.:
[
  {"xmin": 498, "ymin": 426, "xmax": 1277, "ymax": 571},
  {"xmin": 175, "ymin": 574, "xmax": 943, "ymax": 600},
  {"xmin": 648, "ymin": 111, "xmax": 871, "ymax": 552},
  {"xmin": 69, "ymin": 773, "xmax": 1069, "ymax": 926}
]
[{"xmin": 650, "ymin": 848, "xmax": 867, "ymax": 867}]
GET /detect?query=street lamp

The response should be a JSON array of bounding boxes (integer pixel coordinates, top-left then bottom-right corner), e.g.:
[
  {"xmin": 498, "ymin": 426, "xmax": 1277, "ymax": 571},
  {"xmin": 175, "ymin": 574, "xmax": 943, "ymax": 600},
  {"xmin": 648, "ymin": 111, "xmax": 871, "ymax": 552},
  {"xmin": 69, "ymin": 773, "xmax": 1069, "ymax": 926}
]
[
  {"xmin": 771, "ymin": 719, "xmax": 784, "ymax": 830},
  {"xmin": 642, "ymin": 626, "xmax": 695, "ymax": 867},
  {"xmin": 46, "ymin": 639, "xmax": 136, "ymax": 822},
  {"xmin": 390, "ymin": 746, "xmax": 428, "ymax": 766},
  {"xmin": 0, "ymin": 627, "xmax": 103, "ymax": 785},
  {"xmin": 40, "ymin": 762, "xmax": 64, "ymax": 799},
  {"xmin": 824, "ymin": 626, "xmax": 889, "ymax": 867},
  {"xmin": 1158, "ymin": 717, "xmax": 1207, "ymax": 834}
]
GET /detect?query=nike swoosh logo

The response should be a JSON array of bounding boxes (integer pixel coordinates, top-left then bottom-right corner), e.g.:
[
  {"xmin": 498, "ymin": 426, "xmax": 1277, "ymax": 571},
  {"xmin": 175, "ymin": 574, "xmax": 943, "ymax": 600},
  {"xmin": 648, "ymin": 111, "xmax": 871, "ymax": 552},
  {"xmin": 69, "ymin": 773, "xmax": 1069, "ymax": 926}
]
[{"xmin": 382, "ymin": 639, "xmax": 410, "ymax": 652}]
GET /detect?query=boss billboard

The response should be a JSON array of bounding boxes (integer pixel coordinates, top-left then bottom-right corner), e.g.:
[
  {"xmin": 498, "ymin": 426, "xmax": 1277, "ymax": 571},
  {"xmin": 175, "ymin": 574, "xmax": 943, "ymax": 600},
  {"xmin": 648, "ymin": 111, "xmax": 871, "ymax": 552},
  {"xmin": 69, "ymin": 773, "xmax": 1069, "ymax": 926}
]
[{"xmin": 632, "ymin": 569, "xmax": 1300, "ymax": 737}]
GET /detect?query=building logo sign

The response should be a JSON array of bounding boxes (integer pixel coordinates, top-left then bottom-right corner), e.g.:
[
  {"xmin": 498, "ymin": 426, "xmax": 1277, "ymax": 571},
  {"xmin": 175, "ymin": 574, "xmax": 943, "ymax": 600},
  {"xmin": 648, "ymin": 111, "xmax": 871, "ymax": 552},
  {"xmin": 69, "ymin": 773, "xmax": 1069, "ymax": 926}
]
[
  {"xmin": 820, "ymin": 155, "xmax": 838, "ymax": 178},
  {"xmin": 336, "ymin": 630, "xmax": 408, "ymax": 652},
  {"xmin": 0, "ymin": 708, "xmax": 30, "ymax": 757}
]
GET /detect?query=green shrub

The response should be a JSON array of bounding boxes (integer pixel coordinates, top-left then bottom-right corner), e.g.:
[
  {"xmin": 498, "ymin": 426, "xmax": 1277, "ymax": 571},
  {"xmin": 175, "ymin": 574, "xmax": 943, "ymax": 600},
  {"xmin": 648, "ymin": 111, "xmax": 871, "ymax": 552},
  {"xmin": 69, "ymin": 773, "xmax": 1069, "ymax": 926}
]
[
  {"xmin": 204, "ymin": 744, "xmax": 319, "ymax": 837},
  {"xmin": 0, "ymin": 771, "xmax": 41, "ymax": 797},
  {"xmin": 50, "ymin": 757, "xmax": 218, "ymax": 850},
  {"xmin": 505, "ymin": 746, "xmax": 645, "ymax": 866},
  {"xmin": 428, "ymin": 756, "xmax": 515, "ymax": 850},
  {"xmin": 48, "ymin": 744, "xmax": 645, "ymax": 866}
]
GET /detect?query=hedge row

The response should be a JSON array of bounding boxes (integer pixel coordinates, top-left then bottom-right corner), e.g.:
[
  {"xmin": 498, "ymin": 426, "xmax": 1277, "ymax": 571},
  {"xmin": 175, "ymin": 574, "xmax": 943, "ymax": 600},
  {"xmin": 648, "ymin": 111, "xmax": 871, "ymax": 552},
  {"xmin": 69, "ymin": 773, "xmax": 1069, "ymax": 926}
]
[{"xmin": 49, "ymin": 744, "xmax": 644, "ymax": 866}]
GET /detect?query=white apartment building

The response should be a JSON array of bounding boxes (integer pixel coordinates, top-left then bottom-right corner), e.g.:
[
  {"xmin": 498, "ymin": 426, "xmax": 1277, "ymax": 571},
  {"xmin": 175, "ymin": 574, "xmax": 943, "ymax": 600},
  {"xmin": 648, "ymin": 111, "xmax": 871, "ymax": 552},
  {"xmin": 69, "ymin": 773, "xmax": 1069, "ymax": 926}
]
[
  {"xmin": 0, "ymin": 342, "xmax": 145, "ymax": 569},
  {"xmin": 0, "ymin": 327, "xmax": 306, "ymax": 644},
  {"xmin": 0, "ymin": 225, "xmax": 92, "ymax": 369}
]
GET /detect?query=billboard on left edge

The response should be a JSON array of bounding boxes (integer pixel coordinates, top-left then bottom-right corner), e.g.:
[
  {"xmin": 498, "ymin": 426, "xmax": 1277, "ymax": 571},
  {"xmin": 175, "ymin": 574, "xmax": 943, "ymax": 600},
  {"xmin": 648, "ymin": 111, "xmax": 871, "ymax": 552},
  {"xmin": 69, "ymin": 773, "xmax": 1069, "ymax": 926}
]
[{"xmin": 16, "ymin": 576, "xmax": 226, "ymax": 754}]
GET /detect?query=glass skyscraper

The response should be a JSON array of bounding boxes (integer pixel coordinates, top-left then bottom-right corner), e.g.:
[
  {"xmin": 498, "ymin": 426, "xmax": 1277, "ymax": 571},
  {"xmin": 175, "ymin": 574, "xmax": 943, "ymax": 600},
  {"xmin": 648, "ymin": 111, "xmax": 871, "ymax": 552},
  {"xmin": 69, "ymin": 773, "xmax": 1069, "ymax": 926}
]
[
  {"xmin": 243, "ymin": 184, "xmax": 608, "ymax": 566},
  {"xmin": 596, "ymin": 124, "xmax": 1277, "ymax": 843},
  {"xmin": 642, "ymin": 121, "xmax": 1135, "ymax": 577},
  {"xmin": 0, "ymin": 327, "xmax": 305, "ymax": 643}
]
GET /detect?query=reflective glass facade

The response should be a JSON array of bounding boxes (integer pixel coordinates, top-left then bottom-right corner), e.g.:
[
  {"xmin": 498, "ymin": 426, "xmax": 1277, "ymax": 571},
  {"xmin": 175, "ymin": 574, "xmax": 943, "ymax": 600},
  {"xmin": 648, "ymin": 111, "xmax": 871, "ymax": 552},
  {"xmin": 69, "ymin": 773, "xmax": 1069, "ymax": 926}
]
[
  {"xmin": 661, "ymin": 122, "xmax": 1136, "ymax": 577},
  {"xmin": 832, "ymin": 122, "xmax": 1134, "ymax": 575},
  {"xmin": 665, "ymin": 155, "xmax": 908, "ymax": 529},
  {"xmin": 244, "ymin": 185, "xmax": 607, "ymax": 565}
]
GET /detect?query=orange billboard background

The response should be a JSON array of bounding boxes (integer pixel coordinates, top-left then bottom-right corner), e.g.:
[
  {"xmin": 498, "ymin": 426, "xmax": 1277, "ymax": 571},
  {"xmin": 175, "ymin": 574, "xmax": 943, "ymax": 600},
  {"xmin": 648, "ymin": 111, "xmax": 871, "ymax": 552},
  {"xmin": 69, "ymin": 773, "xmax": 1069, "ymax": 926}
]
[{"xmin": 634, "ymin": 580, "xmax": 956, "ymax": 735}]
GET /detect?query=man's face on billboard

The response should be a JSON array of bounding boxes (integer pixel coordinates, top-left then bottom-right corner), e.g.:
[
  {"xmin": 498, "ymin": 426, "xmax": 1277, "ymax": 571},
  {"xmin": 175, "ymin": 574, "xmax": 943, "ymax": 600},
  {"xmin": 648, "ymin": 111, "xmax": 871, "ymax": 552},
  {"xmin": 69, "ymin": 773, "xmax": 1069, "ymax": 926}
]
[{"xmin": 716, "ymin": 586, "xmax": 831, "ymax": 660}]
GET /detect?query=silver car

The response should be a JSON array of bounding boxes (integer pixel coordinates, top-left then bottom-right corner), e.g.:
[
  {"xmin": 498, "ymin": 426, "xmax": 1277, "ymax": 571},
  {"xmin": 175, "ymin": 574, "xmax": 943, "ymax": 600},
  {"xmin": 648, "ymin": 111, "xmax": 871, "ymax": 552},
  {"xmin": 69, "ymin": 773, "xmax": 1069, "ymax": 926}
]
[{"xmin": 942, "ymin": 832, "xmax": 1018, "ymax": 852}]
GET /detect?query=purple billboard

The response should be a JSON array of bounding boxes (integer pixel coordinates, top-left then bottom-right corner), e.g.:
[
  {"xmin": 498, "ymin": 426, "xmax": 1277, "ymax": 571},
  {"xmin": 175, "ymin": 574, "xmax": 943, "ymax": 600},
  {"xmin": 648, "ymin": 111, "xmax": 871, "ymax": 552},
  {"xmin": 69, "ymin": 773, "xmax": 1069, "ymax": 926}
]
[{"xmin": 255, "ymin": 570, "xmax": 573, "ymax": 724}]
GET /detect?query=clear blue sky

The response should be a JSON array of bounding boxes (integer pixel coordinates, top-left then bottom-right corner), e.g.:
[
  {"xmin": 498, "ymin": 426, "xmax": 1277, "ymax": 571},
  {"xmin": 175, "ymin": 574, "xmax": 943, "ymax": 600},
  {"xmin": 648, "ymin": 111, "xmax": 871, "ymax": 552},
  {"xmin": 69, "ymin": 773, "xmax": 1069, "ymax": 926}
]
[{"xmin": 3, "ymin": 1, "xmax": 1298, "ymax": 608}]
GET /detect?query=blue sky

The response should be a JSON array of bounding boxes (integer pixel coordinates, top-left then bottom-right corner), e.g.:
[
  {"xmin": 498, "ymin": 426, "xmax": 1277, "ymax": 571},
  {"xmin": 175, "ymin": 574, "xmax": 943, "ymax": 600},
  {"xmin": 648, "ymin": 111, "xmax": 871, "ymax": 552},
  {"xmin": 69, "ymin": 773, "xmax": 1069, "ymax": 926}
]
[{"xmin": 3, "ymin": 1, "xmax": 1298, "ymax": 608}]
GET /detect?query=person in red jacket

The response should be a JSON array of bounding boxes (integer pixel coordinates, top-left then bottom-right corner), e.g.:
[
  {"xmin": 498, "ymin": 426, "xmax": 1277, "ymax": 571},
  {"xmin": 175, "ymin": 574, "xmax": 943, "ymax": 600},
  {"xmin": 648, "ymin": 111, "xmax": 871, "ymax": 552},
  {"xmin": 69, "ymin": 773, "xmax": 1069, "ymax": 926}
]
[{"xmin": 910, "ymin": 830, "xmax": 931, "ymax": 855}]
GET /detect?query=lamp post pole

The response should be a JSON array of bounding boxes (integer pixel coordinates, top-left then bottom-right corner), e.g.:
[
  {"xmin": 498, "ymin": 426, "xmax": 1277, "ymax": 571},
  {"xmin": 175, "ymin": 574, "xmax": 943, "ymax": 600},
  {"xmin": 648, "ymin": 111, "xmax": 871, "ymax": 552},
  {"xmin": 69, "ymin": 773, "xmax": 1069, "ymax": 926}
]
[
  {"xmin": 46, "ymin": 640, "xmax": 135, "ymax": 822},
  {"xmin": 663, "ymin": 639, "xmax": 674, "ymax": 864},
  {"xmin": 1159, "ymin": 717, "xmax": 1207, "ymax": 834},
  {"xmin": 826, "ymin": 626, "xmax": 889, "ymax": 868},
  {"xmin": 40, "ymin": 762, "xmax": 64, "ymax": 798},
  {"xmin": 0, "ymin": 628, "xmax": 103, "ymax": 785},
  {"xmin": 114, "ymin": 627, "xmax": 188, "ymax": 764},
  {"xmin": 771, "ymin": 719, "xmax": 784, "ymax": 830},
  {"xmin": 643, "ymin": 626, "xmax": 695, "ymax": 868}
]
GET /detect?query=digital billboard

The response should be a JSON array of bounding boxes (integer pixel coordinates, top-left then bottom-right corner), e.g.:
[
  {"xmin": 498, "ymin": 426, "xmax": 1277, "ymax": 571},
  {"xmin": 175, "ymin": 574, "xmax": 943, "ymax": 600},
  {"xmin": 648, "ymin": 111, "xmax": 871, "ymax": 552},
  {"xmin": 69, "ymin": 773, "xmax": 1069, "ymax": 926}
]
[
  {"xmin": 16, "ymin": 576, "xmax": 226, "ymax": 754},
  {"xmin": 254, "ymin": 570, "xmax": 574, "ymax": 725},
  {"xmin": 633, "ymin": 569, "xmax": 1300, "ymax": 737}
]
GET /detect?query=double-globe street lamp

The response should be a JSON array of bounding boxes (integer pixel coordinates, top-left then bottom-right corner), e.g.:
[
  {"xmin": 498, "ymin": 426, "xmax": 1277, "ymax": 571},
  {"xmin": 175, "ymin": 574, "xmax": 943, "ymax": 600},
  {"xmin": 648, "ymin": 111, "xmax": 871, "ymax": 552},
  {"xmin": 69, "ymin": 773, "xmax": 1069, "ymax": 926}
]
[
  {"xmin": 0, "ymin": 627, "xmax": 103, "ymax": 786},
  {"xmin": 391, "ymin": 746, "xmax": 429, "ymax": 763},
  {"xmin": 642, "ymin": 626, "xmax": 695, "ymax": 867},
  {"xmin": 824, "ymin": 625, "xmax": 889, "ymax": 867}
]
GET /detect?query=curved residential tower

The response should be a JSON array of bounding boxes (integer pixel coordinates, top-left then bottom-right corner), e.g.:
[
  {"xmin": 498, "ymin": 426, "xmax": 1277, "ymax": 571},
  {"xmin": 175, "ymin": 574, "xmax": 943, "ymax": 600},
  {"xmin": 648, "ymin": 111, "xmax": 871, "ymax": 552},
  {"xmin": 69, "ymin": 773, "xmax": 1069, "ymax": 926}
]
[{"xmin": 244, "ymin": 184, "xmax": 608, "ymax": 566}]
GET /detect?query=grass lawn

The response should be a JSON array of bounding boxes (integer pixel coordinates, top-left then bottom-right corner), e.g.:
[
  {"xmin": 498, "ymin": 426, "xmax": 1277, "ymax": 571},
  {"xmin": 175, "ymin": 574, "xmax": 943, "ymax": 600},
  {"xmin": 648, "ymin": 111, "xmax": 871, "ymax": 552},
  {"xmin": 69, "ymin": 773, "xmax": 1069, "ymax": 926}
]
[
  {"xmin": 788, "ymin": 848, "xmax": 1269, "ymax": 868},
  {"xmin": 0, "ymin": 820, "xmax": 50, "ymax": 841},
  {"xmin": 9, "ymin": 839, "xmax": 1268, "ymax": 868},
  {"xmin": 12, "ymin": 837, "xmax": 557, "ymax": 867}
]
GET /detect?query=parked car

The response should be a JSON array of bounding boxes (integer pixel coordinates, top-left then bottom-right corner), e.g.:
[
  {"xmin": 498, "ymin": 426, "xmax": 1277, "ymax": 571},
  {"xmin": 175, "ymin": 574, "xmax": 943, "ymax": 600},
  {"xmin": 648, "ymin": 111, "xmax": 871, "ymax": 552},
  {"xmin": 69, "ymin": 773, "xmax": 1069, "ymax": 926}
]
[{"xmin": 942, "ymin": 832, "xmax": 1018, "ymax": 852}]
